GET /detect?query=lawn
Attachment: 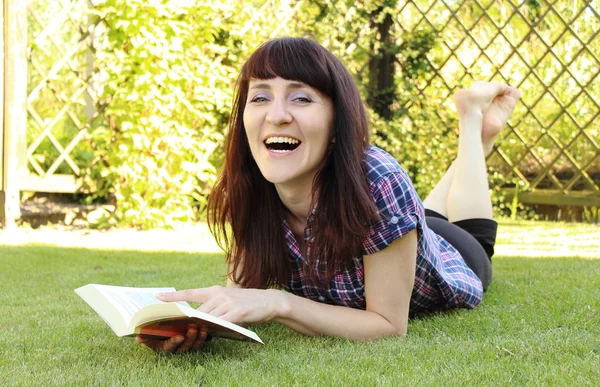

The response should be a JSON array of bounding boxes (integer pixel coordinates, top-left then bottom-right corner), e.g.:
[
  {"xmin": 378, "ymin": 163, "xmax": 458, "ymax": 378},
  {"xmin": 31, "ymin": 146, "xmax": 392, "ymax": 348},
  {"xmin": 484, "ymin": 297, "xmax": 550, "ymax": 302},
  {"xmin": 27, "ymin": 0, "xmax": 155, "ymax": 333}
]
[{"xmin": 1, "ymin": 220, "xmax": 599, "ymax": 386}]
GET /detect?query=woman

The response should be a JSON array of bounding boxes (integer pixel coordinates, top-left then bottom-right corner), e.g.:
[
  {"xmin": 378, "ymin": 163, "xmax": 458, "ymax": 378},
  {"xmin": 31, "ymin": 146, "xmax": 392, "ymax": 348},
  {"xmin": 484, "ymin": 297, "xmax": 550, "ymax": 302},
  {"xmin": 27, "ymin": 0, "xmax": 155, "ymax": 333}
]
[{"xmin": 137, "ymin": 37, "xmax": 521, "ymax": 352}]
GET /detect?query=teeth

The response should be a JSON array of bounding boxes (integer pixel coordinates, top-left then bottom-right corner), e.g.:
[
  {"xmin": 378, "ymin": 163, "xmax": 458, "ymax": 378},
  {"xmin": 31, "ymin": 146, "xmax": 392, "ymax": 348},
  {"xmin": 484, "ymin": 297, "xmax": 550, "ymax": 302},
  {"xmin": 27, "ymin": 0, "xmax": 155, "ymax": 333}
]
[
  {"xmin": 271, "ymin": 149, "xmax": 292, "ymax": 153},
  {"xmin": 265, "ymin": 136, "xmax": 299, "ymax": 145}
]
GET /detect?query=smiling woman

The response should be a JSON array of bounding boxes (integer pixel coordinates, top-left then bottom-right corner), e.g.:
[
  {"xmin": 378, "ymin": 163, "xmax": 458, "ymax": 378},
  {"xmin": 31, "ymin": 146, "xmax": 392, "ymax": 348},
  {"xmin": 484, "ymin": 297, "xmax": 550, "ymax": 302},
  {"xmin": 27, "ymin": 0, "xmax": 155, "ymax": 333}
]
[
  {"xmin": 136, "ymin": 37, "xmax": 522, "ymax": 353},
  {"xmin": 243, "ymin": 77, "xmax": 334, "ymax": 188}
]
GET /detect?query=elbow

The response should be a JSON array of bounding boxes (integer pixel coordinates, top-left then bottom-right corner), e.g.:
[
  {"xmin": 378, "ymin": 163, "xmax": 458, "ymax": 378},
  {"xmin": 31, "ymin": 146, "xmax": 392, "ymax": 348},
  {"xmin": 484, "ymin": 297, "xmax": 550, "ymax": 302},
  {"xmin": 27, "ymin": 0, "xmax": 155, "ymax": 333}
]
[
  {"xmin": 387, "ymin": 324, "xmax": 408, "ymax": 338},
  {"xmin": 396, "ymin": 325, "xmax": 408, "ymax": 336},
  {"xmin": 360, "ymin": 325, "xmax": 406, "ymax": 342},
  {"xmin": 362, "ymin": 318, "xmax": 407, "ymax": 341},
  {"xmin": 374, "ymin": 311, "xmax": 409, "ymax": 338}
]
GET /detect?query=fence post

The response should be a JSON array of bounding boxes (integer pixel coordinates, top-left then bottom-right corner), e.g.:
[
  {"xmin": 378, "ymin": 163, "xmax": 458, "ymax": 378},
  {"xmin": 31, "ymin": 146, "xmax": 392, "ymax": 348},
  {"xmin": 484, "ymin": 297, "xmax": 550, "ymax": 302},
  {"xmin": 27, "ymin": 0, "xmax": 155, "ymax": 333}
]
[
  {"xmin": 0, "ymin": 1, "xmax": 4, "ymax": 222},
  {"xmin": 1, "ymin": 0, "xmax": 27, "ymax": 229}
]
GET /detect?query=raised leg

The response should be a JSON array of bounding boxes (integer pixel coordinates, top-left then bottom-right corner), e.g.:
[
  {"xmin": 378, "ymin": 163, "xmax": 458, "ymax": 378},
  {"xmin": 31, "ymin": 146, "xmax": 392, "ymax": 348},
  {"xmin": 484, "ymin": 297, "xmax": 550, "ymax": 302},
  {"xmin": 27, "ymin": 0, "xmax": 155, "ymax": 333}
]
[
  {"xmin": 423, "ymin": 123, "xmax": 501, "ymax": 220},
  {"xmin": 423, "ymin": 83, "xmax": 521, "ymax": 222},
  {"xmin": 446, "ymin": 113, "xmax": 493, "ymax": 221},
  {"xmin": 422, "ymin": 162, "xmax": 455, "ymax": 219}
]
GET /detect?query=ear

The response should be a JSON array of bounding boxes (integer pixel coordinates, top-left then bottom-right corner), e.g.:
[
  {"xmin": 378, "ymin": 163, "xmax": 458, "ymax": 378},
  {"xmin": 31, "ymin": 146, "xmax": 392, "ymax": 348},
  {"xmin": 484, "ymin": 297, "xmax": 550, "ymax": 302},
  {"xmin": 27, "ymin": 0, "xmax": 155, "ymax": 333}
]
[{"xmin": 331, "ymin": 137, "xmax": 336, "ymax": 143}]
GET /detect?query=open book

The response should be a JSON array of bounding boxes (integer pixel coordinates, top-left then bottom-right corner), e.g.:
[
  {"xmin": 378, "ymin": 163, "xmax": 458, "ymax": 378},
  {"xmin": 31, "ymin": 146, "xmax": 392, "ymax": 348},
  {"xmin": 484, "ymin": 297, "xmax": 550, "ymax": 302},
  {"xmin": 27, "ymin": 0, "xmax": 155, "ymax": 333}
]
[{"xmin": 75, "ymin": 284, "xmax": 263, "ymax": 344}]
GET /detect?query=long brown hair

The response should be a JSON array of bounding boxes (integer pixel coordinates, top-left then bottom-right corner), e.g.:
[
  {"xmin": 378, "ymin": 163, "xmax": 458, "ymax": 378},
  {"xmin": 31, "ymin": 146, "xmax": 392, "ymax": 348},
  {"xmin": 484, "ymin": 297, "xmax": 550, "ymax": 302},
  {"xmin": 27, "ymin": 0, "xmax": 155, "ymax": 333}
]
[{"xmin": 208, "ymin": 37, "xmax": 380, "ymax": 289}]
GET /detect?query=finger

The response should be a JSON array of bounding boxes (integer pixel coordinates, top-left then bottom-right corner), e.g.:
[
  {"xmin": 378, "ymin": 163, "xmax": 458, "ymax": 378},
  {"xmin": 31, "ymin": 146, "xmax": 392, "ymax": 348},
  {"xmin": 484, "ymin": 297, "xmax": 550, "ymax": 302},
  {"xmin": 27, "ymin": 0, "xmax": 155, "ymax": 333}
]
[
  {"xmin": 192, "ymin": 327, "xmax": 208, "ymax": 350},
  {"xmin": 202, "ymin": 301, "xmax": 234, "ymax": 319},
  {"xmin": 177, "ymin": 328, "xmax": 198, "ymax": 353},
  {"xmin": 156, "ymin": 288, "xmax": 210, "ymax": 303},
  {"xmin": 212, "ymin": 307, "xmax": 243, "ymax": 323},
  {"xmin": 162, "ymin": 335, "xmax": 185, "ymax": 353},
  {"xmin": 136, "ymin": 335, "xmax": 166, "ymax": 351},
  {"xmin": 506, "ymin": 86, "xmax": 522, "ymax": 100},
  {"xmin": 197, "ymin": 297, "xmax": 222, "ymax": 315},
  {"xmin": 471, "ymin": 80, "xmax": 506, "ymax": 92}
]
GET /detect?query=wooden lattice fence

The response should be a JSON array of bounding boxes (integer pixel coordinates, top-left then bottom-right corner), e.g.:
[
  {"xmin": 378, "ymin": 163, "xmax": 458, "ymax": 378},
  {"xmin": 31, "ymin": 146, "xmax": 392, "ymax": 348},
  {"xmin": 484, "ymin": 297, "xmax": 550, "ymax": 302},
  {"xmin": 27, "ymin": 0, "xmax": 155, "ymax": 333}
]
[
  {"xmin": 392, "ymin": 0, "xmax": 600, "ymax": 208},
  {"xmin": 23, "ymin": 0, "xmax": 102, "ymax": 193}
]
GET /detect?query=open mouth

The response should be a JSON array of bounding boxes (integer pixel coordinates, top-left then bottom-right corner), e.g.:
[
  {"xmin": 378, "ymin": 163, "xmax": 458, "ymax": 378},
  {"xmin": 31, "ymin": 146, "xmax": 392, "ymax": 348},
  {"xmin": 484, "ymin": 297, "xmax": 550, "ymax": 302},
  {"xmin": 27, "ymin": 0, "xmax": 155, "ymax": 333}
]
[{"xmin": 264, "ymin": 136, "xmax": 301, "ymax": 153}]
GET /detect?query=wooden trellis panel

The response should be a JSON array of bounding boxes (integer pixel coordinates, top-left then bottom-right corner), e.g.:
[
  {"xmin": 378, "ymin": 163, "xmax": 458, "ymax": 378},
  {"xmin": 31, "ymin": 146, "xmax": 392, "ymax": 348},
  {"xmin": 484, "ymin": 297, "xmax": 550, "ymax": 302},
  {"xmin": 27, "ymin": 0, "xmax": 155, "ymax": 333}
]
[
  {"xmin": 23, "ymin": 0, "xmax": 100, "ymax": 193},
  {"xmin": 395, "ymin": 0, "xmax": 600, "ymax": 207}
]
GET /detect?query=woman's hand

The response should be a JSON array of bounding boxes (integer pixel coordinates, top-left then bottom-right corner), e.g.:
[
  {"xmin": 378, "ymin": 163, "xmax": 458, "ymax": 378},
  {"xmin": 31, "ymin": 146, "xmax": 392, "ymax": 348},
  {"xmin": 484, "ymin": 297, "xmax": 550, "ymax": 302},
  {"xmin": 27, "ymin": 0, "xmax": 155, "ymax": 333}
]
[
  {"xmin": 135, "ymin": 286, "xmax": 283, "ymax": 353},
  {"xmin": 135, "ymin": 325, "xmax": 209, "ymax": 353},
  {"xmin": 158, "ymin": 286, "xmax": 284, "ymax": 326}
]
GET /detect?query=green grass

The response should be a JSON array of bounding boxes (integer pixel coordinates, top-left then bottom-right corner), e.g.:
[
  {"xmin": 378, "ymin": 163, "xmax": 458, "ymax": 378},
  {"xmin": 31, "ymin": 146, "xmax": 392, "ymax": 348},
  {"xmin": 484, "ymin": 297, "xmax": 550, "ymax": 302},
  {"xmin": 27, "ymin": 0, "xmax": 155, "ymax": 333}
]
[{"xmin": 1, "ymin": 221, "xmax": 599, "ymax": 386}]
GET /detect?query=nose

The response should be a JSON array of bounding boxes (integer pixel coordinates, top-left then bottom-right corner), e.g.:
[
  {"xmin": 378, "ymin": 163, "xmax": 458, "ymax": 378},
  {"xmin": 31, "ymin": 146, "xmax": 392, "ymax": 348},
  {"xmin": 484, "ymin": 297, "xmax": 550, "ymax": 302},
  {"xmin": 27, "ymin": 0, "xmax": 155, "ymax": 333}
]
[{"xmin": 266, "ymin": 98, "xmax": 292, "ymax": 126}]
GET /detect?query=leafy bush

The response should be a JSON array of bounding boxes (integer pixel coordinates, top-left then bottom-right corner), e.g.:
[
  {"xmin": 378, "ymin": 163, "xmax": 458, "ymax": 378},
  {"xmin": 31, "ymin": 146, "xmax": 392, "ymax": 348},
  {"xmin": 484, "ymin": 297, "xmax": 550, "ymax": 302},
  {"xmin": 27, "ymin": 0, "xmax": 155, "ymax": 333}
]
[{"xmin": 87, "ymin": 0, "xmax": 262, "ymax": 227}]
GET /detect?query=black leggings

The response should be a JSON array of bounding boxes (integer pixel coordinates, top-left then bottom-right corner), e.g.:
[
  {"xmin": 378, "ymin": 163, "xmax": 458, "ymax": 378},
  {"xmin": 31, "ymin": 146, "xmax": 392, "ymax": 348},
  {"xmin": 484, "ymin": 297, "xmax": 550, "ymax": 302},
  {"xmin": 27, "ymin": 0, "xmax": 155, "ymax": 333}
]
[{"xmin": 425, "ymin": 209, "xmax": 497, "ymax": 291}]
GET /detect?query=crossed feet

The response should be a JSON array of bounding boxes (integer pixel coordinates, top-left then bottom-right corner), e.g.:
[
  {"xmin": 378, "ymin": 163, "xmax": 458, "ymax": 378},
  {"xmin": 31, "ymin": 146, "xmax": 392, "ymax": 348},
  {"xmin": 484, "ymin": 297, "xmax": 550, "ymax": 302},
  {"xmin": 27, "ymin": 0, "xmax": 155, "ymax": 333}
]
[
  {"xmin": 453, "ymin": 82, "xmax": 522, "ymax": 157},
  {"xmin": 481, "ymin": 85, "xmax": 522, "ymax": 156}
]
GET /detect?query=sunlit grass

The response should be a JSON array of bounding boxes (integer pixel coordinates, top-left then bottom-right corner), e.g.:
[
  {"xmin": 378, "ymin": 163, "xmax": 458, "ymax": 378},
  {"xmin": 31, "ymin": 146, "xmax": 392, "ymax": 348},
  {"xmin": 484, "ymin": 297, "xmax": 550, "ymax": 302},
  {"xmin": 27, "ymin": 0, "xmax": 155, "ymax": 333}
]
[
  {"xmin": 495, "ymin": 219, "xmax": 599, "ymax": 258},
  {"xmin": 1, "ymin": 221, "xmax": 598, "ymax": 386},
  {"xmin": 0, "ymin": 223, "xmax": 222, "ymax": 253}
]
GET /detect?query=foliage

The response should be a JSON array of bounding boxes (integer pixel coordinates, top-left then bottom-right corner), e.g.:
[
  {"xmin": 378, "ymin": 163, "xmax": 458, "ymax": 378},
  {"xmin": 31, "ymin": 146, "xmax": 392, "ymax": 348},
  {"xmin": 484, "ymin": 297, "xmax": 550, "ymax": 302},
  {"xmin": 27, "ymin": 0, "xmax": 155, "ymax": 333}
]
[
  {"xmin": 2, "ymin": 223, "xmax": 600, "ymax": 384},
  {"xmin": 291, "ymin": 1, "xmax": 456, "ymax": 200},
  {"xmin": 293, "ymin": 0, "xmax": 600, "ymax": 218},
  {"xmin": 87, "ymin": 0, "xmax": 285, "ymax": 227}
]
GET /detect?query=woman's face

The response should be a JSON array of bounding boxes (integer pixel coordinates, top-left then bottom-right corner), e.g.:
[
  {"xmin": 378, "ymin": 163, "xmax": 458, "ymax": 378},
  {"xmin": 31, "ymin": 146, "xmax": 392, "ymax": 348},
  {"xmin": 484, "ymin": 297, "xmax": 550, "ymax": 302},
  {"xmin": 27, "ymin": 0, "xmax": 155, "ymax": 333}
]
[{"xmin": 243, "ymin": 76, "xmax": 334, "ymax": 189}]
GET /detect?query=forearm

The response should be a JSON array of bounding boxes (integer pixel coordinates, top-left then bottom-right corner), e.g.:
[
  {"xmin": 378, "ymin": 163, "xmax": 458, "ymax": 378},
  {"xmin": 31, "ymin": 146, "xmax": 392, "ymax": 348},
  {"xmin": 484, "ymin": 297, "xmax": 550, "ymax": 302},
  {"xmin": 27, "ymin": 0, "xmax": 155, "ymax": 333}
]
[
  {"xmin": 271, "ymin": 232, "xmax": 415, "ymax": 341},
  {"xmin": 458, "ymin": 111, "xmax": 483, "ymax": 133},
  {"xmin": 272, "ymin": 290, "xmax": 406, "ymax": 341},
  {"xmin": 226, "ymin": 268, "xmax": 401, "ymax": 339}
]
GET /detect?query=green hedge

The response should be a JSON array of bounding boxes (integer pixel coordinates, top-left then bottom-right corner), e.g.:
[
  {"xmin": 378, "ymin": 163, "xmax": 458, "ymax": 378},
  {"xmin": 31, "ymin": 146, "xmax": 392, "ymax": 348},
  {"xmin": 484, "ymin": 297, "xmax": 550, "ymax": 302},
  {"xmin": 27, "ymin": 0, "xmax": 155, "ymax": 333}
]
[{"xmin": 87, "ymin": 0, "xmax": 269, "ymax": 227}]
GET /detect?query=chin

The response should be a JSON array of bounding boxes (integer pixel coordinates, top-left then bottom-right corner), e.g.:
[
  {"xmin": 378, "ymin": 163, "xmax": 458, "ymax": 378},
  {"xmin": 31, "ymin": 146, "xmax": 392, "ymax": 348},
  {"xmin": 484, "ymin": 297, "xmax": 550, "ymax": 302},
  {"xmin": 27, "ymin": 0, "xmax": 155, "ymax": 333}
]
[{"xmin": 260, "ymin": 171, "xmax": 295, "ymax": 185}]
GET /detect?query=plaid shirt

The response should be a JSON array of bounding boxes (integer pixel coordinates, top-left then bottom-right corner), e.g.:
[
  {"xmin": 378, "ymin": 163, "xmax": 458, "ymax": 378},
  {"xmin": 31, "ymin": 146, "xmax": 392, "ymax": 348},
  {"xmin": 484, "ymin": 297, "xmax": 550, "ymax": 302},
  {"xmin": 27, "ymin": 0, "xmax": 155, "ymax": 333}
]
[{"xmin": 282, "ymin": 145, "xmax": 483, "ymax": 313}]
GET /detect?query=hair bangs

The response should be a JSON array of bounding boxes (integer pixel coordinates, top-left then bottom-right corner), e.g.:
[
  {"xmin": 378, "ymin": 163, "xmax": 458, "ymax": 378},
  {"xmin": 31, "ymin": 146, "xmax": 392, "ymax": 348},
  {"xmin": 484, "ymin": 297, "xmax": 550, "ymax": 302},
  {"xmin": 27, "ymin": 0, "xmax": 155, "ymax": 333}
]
[{"xmin": 242, "ymin": 38, "xmax": 334, "ymax": 97}]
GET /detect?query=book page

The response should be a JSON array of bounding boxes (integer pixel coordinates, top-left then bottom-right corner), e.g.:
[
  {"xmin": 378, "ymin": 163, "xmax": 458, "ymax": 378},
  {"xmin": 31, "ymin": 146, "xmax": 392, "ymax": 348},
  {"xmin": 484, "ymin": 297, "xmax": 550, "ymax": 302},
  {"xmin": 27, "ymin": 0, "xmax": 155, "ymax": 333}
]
[{"xmin": 95, "ymin": 285, "xmax": 187, "ymax": 321}]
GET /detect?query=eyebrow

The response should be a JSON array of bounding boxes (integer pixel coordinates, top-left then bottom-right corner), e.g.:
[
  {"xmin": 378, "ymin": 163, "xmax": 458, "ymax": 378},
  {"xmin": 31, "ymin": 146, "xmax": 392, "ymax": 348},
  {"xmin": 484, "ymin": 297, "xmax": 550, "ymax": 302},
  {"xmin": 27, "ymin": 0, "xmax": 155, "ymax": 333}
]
[{"xmin": 249, "ymin": 81, "xmax": 307, "ymax": 90}]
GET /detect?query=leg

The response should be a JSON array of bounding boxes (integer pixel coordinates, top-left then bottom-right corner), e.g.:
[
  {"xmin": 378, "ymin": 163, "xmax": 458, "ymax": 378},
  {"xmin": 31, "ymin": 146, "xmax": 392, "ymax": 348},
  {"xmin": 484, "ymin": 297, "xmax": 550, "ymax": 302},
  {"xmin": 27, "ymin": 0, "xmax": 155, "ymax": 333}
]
[
  {"xmin": 423, "ymin": 122, "xmax": 499, "ymax": 222},
  {"xmin": 426, "ymin": 214, "xmax": 494, "ymax": 291},
  {"xmin": 422, "ymin": 162, "xmax": 455, "ymax": 219},
  {"xmin": 446, "ymin": 113, "xmax": 492, "ymax": 221},
  {"xmin": 423, "ymin": 82, "xmax": 520, "ymax": 222}
]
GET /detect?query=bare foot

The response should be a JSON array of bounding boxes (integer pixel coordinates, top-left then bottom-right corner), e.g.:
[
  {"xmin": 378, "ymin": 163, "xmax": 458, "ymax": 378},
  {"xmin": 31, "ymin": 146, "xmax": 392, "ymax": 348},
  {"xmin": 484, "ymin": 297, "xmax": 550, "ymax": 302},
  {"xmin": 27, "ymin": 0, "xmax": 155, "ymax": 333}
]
[
  {"xmin": 453, "ymin": 82, "xmax": 522, "ymax": 155},
  {"xmin": 480, "ymin": 84, "xmax": 522, "ymax": 152}
]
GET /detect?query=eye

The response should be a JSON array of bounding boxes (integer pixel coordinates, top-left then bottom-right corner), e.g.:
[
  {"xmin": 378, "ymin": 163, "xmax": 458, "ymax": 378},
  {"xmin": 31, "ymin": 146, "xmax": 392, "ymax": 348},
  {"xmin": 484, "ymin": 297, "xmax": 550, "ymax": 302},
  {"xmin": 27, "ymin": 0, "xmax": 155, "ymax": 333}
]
[
  {"xmin": 292, "ymin": 94, "xmax": 313, "ymax": 104},
  {"xmin": 249, "ymin": 94, "xmax": 269, "ymax": 103}
]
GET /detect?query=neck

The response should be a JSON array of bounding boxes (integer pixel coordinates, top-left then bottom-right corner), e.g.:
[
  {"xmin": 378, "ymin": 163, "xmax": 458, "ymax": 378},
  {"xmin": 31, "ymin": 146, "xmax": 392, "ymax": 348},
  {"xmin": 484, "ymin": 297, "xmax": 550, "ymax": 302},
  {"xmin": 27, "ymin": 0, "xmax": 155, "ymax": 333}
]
[{"xmin": 275, "ymin": 180, "xmax": 315, "ymax": 226}]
